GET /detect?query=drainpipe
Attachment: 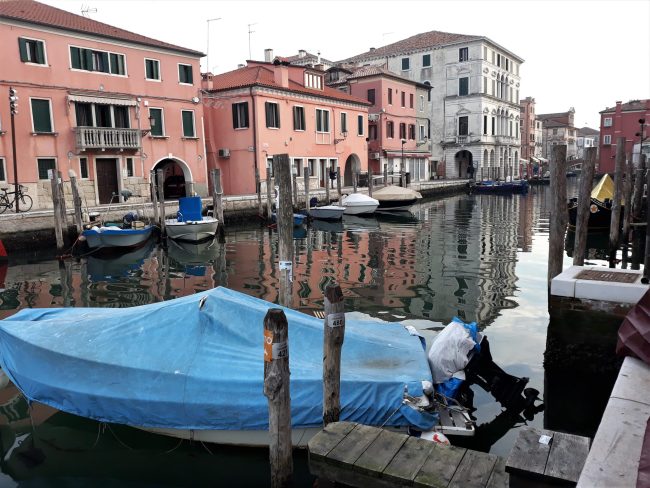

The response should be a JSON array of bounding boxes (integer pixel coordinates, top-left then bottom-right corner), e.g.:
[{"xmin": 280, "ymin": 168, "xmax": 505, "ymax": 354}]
[{"xmin": 251, "ymin": 87, "xmax": 259, "ymax": 192}]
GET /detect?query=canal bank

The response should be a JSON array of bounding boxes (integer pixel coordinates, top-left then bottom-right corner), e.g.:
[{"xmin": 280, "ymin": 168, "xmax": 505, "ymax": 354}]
[{"xmin": 0, "ymin": 178, "xmax": 470, "ymax": 253}]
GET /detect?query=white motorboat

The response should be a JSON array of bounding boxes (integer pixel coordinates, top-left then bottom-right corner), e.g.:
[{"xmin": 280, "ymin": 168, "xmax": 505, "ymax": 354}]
[
  {"xmin": 81, "ymin": 222, "xmax": 154, "ymax": 250},
  {"xmin": 309, "ymin": 205, "xmax": 345, "ymax": 221},
  {"xmin": 374, "ymin": 185, "xmax": 422, "ymax": 211},
  {"xmin": 166, "ymin": 196, "xmax": 219, "ymax": 242},
  {"xmin": 340, "ymin": 193, "xmax": 379, "ymax": 215}
]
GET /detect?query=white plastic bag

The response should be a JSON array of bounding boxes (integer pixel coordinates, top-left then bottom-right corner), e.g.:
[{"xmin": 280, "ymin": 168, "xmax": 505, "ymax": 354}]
[{"xmin": 427, "ymin": 321, "xmax": 477, "ymax": 384}]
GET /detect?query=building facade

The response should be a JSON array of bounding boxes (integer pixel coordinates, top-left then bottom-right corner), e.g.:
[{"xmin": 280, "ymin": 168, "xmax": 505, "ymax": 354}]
[
  {"xmin": 538, "ymin": 108, "xmax": 577, "ymax": 161},
  {"xmin": 576, "ymin": 127, "xmax": 599, "ymax": 161},
  {"xmin": 201, "ymin": 60, "xmax": 369, "ymax": 195},
  {"xmin": 327, "ymin": 65, "xmax": 432, "ymax": 182},
  {"xmin": 0, "ymin": 0, "xmax": 205, "ymax": 209},
  {"xmin": 340, "ymin": 30, "xmax": 523, "ymax": 181},
  {"xmin": 598, "ymin": 100, "xmax": 650, "ymax": 173}
]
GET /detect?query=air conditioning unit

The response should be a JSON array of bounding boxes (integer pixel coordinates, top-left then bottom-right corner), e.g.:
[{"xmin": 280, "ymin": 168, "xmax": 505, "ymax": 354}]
[
  {"xmin": 218, "ymin": 148, "xmax": 230, "ymax": 158},
  {"xmin": 370, "ymin": 152, "xmax": 381, "ymax": 160}
]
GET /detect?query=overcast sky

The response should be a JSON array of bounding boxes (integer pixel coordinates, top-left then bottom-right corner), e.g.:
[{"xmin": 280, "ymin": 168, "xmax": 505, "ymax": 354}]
[{"xmin": 45, "ymin": 0, "xmax": 650, "ymax": 129}]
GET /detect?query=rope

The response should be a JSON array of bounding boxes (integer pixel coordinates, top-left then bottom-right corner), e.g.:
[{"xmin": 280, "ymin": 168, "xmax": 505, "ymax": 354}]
[
  {"xmin": 199, "ymin": 440, "xmax": 214, "ymax": 456},
  {"xmin": 163, "ymin": 436, "xmax": 184, "ymax": 454},
  {"xmin": 106, "ymin": 423, "xmax": 134, "ymax": 450},
  {"xmin": 380, "ymin": 403, "xmax": 403, "ymax": 428}
]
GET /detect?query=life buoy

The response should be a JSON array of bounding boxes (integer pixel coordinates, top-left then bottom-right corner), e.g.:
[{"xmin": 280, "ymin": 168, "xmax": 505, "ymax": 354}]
[{"xmin": 590, "ymin": 204, "xmax": 598, "ymax": 214}]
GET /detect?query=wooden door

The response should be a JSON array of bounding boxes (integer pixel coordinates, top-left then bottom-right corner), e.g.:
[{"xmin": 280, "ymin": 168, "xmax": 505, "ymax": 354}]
[{"xmin": 96, "ymin": 159, "xmax": 118, "ymax": 204}]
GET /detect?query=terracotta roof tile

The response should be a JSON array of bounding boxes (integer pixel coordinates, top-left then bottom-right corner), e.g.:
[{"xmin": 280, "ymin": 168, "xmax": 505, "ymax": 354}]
[
  {"xmin": 340, "ymin": 30, "xmax": 483, "ymax": 63},
  {"xmin": 600, "ymin": 99, "xmax": 650, "ymax": 114},
  {"xmin": 0, "ymin": 0, "xmax": 203, "ymax": 56},
  {"xmin": 329, "ymin": 64, "xmax": 429, "ymax": 88}
]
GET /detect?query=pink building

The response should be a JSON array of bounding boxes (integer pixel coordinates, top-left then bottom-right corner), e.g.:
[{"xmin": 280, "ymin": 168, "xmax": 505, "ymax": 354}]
[
  {"xmin": 599, "ymin": 99, "xmax": 650, "ymax": 174},
  {"xmin": 0, "ymin": 0, "xmax": 205, "ymax": 208},
  {"xmin": 201, "ymin": 60, "xmax": 370, "ymax": 196},
  {"xmin": 328, "ymin": 66, "xmax": 432, "ymax": 182}
]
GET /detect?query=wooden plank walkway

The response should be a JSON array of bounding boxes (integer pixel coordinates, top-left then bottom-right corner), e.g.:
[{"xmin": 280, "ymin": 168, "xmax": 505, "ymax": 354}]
[{"xmin": 308, "ymin": 422, "xmax": 506, "ymax": 488}]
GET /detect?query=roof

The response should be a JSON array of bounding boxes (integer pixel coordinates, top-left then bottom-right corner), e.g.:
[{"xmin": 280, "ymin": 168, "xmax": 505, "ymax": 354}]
[
  {"xmin": 600, "ymin": 99, "xmax": 650, "ymax": 114},
  {"xmin": 280, "ymin": 51, "xmax": 334, "ymax": 66},
  {"xmin": 0, "ymin": 0, "xmax": 204, "ymax": 57},
  {"xmin": 577, "ymin": 127, "xmax": 600, "ymax": 136},
  {"xmin": 328, "ymin": 65, "xmax": 431, "ymax": 89},
  {"xmin": 339, "ymin": 29, "xmax": 523, "ymax": 63},
  {"xmin": 204, "ymin": 63, "xmax": 371, "ymax": 106}
]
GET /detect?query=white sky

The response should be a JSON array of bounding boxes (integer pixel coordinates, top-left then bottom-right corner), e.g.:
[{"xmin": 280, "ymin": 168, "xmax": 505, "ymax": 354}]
[{"xmin": 44, "ymin": 0, "xmax": 650, "ymax": 129}]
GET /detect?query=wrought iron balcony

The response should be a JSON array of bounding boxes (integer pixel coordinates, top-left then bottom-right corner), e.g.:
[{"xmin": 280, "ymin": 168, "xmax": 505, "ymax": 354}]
[{"xmin": 75, "ymin": 127, "xmax": 141, "ymax": 151}]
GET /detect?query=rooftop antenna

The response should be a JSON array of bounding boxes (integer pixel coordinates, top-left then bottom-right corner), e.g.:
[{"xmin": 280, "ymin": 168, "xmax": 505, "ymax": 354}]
[
  {"xmin": 81, "ymin": 4, "xmax": 97, "ymax": 17},
  {"xmin": 247, "ymin": 23, "xmax": 257, "ymax": 60}
]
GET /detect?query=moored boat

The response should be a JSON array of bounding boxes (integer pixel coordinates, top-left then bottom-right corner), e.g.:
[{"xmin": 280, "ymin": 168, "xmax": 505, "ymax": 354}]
[
  {"xmin": 81, "ymin": 218, "xmax": 154, "ymax": 251},
  {"xmin": 373, "ymin": 186, "xmax": 422, "ymax": 211},
  {"xmin": 567, "ymin": 174, "xmax": 621, "ymax": 231},
  {"xmin": 308, "ymin": 205, "xmax": 345, "ymax": 221},
  {"xmin": 165, "ymin": 197, "xmax": 219, "ymax": 242},
  {"xmin": 472, "ymin": 180, "xmax": 529, "ymax": 194},
  {"xmin": 340, "ymin": 193, "xmax": 379, "ymax": 215}
]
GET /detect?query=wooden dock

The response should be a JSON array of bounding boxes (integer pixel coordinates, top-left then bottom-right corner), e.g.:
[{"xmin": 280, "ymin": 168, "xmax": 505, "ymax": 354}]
[{"xmin": 308, "ymin": 421, "xmax": 507, "ymax": 487}]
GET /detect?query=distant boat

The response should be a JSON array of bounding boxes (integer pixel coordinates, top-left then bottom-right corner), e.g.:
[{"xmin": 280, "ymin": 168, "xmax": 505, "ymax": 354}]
[
  {"xmin": 374, "ymin": 186, "xmax": 422, "ymax": 211},
  {"xmin": 81, "ymin": 213, "xmax": 154, "ymax": 251},
  {"xmin": 165, "ymin": 197, "xmax": 219, "ymax": 243},
  {"xmin": 340, "ymin": 193, "xmax": 379, "ymax": 215},
  {"xmin": 472, "ymin": 180, "xmax": 529, "ymax": 194},
  {"xmin": 567, "ymin": 174, "xmax": 621, "ymax": 231}
]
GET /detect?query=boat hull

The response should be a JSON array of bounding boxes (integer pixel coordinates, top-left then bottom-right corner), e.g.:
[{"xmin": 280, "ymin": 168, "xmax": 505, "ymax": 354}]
[
  {"xmin": 473, "ymin": 181, "xmax": 529, "ymax": 194},
  {"xmin": 377, "ymin": 198, "xmax": 418, "ymax": 211},
  {"xmin": 343, "ymin": 203, "xmax": 379, "ymax": 215},
  {"xmin": 165, "ymin": 218, "xmax": 219, "ymax": 242},
  {"xmin": 309, "ymin": 206, "xmax": 345, "ymax": 221},
  {"xmin": 567, "ymin": 197, "xmax": 622, "ymax": 231},
  {"xmin": 82, "ymin": 226, "xmax": 154, "ymax": 250}
]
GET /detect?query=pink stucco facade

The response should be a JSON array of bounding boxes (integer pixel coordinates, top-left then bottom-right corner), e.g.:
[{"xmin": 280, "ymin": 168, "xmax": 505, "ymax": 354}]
[
  {"xmin": 599, "ymin": 100, "xmax": 649, "ymax": 174},
  {"xmin": 202, "ymin": 62, "xmax": 370, "ymax": 196},
  {"xmin": 0, "ymin": 4, "xmax": 205, "ymax": 208}
]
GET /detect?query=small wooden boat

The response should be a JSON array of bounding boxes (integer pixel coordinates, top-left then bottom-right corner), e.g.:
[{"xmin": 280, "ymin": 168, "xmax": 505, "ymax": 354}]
[
  {"xmin": 165, "ymin": 197, "xmax": 219, "ymax": 243},
  {"xmin": 373, "ymin": 186, "xmax": 422, "ymax": 211},
  {"xmin": 81, "ymin": 213, "xmax": 154, "ymax": 251},
  {"xmin": 340, "ymin": 193, "xmax": 379, "ymax": 215},
  {"xmin": 472, "ymin": 180, "xmax": 529, "ymax": 194}
]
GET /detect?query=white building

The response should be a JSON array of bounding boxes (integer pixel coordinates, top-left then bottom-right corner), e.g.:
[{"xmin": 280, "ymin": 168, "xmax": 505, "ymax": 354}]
[{"xmin": 340, "ymin": 30, "xmax": 523, "ymax": 180}]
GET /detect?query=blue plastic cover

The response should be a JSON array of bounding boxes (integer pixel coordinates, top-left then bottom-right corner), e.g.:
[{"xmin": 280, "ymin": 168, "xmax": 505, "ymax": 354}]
[
  {"xmin": 178, "ymin": 196, "xmax": 202, "ymax": 222},
  {"xmin": 0, "ymin": 287, "xmax": 436, "ymax": 431}
]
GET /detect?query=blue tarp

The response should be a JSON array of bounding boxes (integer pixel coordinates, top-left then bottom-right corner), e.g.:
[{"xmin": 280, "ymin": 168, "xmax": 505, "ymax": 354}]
[{"xmin": 0, "ymin": 287, "xmax": 436, "ymax": 431}]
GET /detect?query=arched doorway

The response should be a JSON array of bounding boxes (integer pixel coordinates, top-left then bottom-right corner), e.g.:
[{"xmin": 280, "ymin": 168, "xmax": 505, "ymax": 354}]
[
  {"xmin": 454, "ymin": 150, "xmax": 473, "ymax": 179},
  {"xmin": 152, "ymin": 157, "xmax": 192, "ymax": 200},
  {"xmin": 344, "ymin": 153, "xmax": 361, "ymax": 187}
]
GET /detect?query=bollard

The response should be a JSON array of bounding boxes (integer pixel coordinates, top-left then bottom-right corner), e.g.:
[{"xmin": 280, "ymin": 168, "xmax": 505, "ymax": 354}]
[
  {"xmin": 547, "ymin": 145, "xmax": 567, "ymax": 290},
  {"xmin": 266, "ymin": 160, "xmax": 273, "ymax": 221},
  {"xmin": 50, "ymin": 172, "xmax": 64, "ymax": 251},
  {"xmin": 273, "ymin": 154, "xmax": 294, "ymax": 308},
  {"xmin": 573, "ymin": 147, "xmax": 596, "ymax": 265},
  {"xmin": 609, "ymin": 137, "xmax": 625, "ymax": 267},
  {"xmin": 304, "ymin": 164, "xmax": 311, "ymax": 214},
  {"xmin": 156, "ymin": 169, "xmax": 166, "ymax": 237},
  {"xmin": 323, "ymin": 283, "xmax": 345, "ymax": 426},
  {"xmin": 69, "ymin": 173, "xmax": 84, "ymax": 233},
  {"xmin": 263, "ymin": 308, "xmax": 293, "ymax": 488}
]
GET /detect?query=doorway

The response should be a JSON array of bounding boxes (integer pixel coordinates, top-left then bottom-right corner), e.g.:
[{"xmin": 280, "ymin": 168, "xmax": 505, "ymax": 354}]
[{"xmin": 96, "ymin": 158, "xmax": 119, "ymax": 204}]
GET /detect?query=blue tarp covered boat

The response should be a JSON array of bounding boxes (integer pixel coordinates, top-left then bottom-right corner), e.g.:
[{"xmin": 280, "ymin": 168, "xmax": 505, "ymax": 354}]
[
  {"xmin": 472, "ymin": 180, "xmax": 529, "ymax": 194},
  {"xmin": 0, "ymin": 287, "xmax": 438, "ymax": 446}
]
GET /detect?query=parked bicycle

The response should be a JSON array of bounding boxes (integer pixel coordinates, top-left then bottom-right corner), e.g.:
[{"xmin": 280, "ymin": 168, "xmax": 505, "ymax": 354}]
[{"xmin": 0, "ymin": 184, "xmax": 33, "ymax": 213}]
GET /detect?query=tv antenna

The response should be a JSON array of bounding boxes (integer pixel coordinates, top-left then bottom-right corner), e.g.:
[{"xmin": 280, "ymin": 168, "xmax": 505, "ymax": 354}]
[
  {"xmin": 81, "ymin": 4, "xmax": 97, "ymax": 17},
  {"xmin": 247, "ymin": 23, "xmax": 257, "ymax": 60}
]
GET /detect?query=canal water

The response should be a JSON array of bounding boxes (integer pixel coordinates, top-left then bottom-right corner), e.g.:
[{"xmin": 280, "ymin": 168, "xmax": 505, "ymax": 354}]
[{"xmin": 0, "ymin": 183, "xmax": 621, "ymax": 486}]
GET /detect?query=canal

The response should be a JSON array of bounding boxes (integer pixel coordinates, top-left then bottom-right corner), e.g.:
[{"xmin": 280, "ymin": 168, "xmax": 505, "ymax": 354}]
[{"xmin": 0, "ymin": 183, "xmax": 620, "ymax": 486}]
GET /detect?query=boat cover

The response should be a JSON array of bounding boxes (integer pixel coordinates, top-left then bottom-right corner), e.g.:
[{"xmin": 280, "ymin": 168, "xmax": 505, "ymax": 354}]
[
  {"xmin": 0, "ymin": 287, "xmax": 436, "ymax": 431},
  {"xmin": 342, "ymin": 193, "xmax": 379, "ymax": 205},
  {"xmin": 373, "ymin": 186, "xmax": 423, "ymax": 201},
  {"xmin": 591, "ymin": 174, "xmax": 615, "ymax": 203}
]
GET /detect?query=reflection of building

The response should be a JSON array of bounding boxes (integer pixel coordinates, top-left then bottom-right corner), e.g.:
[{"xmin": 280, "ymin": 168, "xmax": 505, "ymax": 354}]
[
  {"xmin": 340, "ymin": 30, "xmax": 523, "ymax": 181},
  {"xmin": 0, "ymin": 0, "xmax": 206, "ymax": 208}
]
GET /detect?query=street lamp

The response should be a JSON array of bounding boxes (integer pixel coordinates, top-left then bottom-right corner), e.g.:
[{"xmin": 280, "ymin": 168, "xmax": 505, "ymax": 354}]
[
  {"xmin": 8, "ymin": 87, "xmax": 19, "ymax": 213},
  {"xmin": 206, "ymin": 17, "xmax": 222, "ymax": 74},
  {"xmin": 401, "ymin": 138, "xmax": 406, "ymax": 187}
]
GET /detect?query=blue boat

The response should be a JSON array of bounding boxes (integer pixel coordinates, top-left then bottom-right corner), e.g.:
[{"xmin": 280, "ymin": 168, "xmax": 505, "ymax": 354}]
[
  {"xmin": 0, "ymin": 287, "xmax": 443, "ymax": 447},
  {"xmin": 272, "ymin": 212, "xmax": 306, "ymax": 226},
  {"xmin": 472, "ymin": 180, "xmax": 529, "ymax": 194}
]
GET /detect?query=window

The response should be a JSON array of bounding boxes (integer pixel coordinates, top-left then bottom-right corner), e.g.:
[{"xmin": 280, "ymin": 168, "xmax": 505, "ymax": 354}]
[
  {"xmin": 483, "ymin": 115, "xmax": 488, "ymax": 135},
  {"xmin": 31, "ymin": 98, "xmax": 53, "ymax": 133},
  {"xmin": 365, "ymin": 89, "xmax": 375, "ymax": 105},
  {"xmin": 399, "ymin": 122, "xmax": 406, "ymax": 139},
  {"xmin": 505, "ymin": 58, "xmax": 509, "ymax": 71},
  {"xmin": 422, "ymin": 54, "xmax": 431, "ymax": 67},
  {"xmin": 232, "ymin": 102, "xmax": 249, "ymax": 129},
  {"xmin": 182, "ymin": 110, "xmax": 196, "ymax": 137},
  {"xmin": 75, "ymin": 102, "xmax": 92, "ymax": 126},
  {"xmin": 114, "ymin": 106, "xmax": 130, "ymax": 128},
  {"xmin": 149, "ymin": 108, "xmax": 164, "ymax": 136},
  {"xmin": 293, "ymin": 106, "xmax": 305, "ymax": 131},
  {"xmin": 419, "ymin": 125, "xmax": 425, "ymax": 141},
  {"xmin": 178, "ymin": 64, "xmax": 193, "ymax": 84},
  {"xmin": 145, "ymin": 59, "xmax": 160, "ymax": 80},
  {"xmin": 357, "ymin": 115, "xmax": 364, "ymax": 136},
  {"xmin": 340, "ymin": 112, "xmax": 347, "ymax": 134},
  {"xmin": 491, "ymin": 117, "xmax": 495, "ymax": 135},
  {"xmin": 483, "ymin": 77, "xmax": 487, "ymax": 94},
  {"xmin": 603, "ymin": 117, "xmax": 612, "ymax": 127},
  {"xmin": 603, "ymin": 135, "xmax": 611, "ymax": 145},
  {"xmin": 459, "ymin": 77, "xmax": 469, "ymax": 96},
  {"xmin": 409, "ymin": 93, "xmax": 414, "ymax": 108},
  {"xmin": 79, "ymin": 157, "xmax": 88, "ymax": 179},
  {"xmin": 369, "ymin": 125, "xmax": 377, "ymax": 140},
  {"xmin": 497, "ymin": 54, "xmax": 501, "ymax": 67},
  {"xmin": 37, "ymin": 158, "xmax": 56, "ymax": 180},
  {"xmin": 18, "ymin": 37, "xmax": 46, "ymax": 64},
  {"xmin": 316, "ymin": 109, "xmax": 329, "ymax": 132},
  {"xmin": 386, "ymin": 121, "xmax": 394, "ymax": 138},
  {"xmin": 424, "ymin": 81, "xmax": 431, "ymax": 101},
  {"xmin": 70, "ymin": 46, "xmax": 125, "ymax": 75},
  {"xmin": 408, "ymin": 124, "xmax": 415, "ymax": 140},
  {"xmin": 459, "ymin": 47, "xmax": 469, "ymax": 62},
  {"xmin": 265, "ymin": 102, "xmax": 280, "ymax": 128},
  {"xmin": 459, "ymin": 116, "xmax": 468, "ymax": 136},
  {"xmin": 552, "ymin": 128, "xmax": 558, "ymax": 135},
  {"xmin": 0, "ymin": 158, "xmax": 5, "ymax": 181},
  {"xmin": 304, "ymin": 73, "xmax": 322, "ymax": 89},
  {"xmin": 75, "ymin": 103, "xmax": 129, "ymax": 128},
  {"xmin": 419, "ymin": 95, "xmax": 424, "ymax": 111},
  {"xmin": 401, "ymin": 91, "xmax": 405, "ymax": 107},
  {"xmin": 401, "ymin": 57, "xmax": 410, "ymax": 70},
  {"xmin": 388, "ymin": 88, "xmax": 393, "ymax": 105},
  {"xmin": 125, "ymin": 157, "xmax": 134, "ymax": 177}
]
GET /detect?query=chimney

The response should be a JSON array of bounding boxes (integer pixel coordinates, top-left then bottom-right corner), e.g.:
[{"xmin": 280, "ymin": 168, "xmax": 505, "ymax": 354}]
[
  {"xmin": 315, "ymin": 64, "xmax": 325, "ymax": 71},
  {"xmin": 298, "ymin": 49, "xmax": 306, "ymax": 58},
  {"xmin": 237, "ymin": 64, "xmax": 245, "ymax": 69},
  {"xmin": 274, "ymin": 65, "xmax": 289, "ymax": 88},
  {"xmin": 264, "ymin": 49, "xmax": 273, "ymax": 63},
  {"xmin": 369, "ymin": 47, "xmax": 376, "ymax": 52}
]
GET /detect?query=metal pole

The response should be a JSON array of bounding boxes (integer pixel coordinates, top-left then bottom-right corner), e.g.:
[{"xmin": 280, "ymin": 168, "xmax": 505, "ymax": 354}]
[{"xmin": 10, "ymin": 108, "xmax": 19, "ymax": 213}]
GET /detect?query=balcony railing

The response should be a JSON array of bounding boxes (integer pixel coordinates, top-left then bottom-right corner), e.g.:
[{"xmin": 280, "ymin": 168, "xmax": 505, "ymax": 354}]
[{"xmin": 75, "ymin": 127, "xmax": 141, "ymax": 151}]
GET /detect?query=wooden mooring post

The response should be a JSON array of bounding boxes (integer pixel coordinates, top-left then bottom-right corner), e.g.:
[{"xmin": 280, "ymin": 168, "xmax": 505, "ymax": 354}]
[
  {"xmin": 609, "ymin": 137, "xmax": 625, "ymax": 267},
  {"xmin": 266, "ymin": 160, "xmax": 273, "ymax": 221},
  {"xmin": 547, "ymin": 145, "xmax": 567, "ymax": 291},
  {"xmin": 69, "ymin": 171, "xmax": 84, "ymax": 234},
  {"xmin": 368, "ymin": 170, "xmax": 373, "ymax": 198},
  {"xmin": 643, "ymin": 165, "xmax": 650, "ymax": 283},
  {"xmin": 256, "ymin": 166, "xmax": 263, "ymax": 217},
  {"xmin": 211, "ymin": 168, "xmax": 225, "ymax": 240},
  {"xmin": 632, "ymin": 154, "xmax": 647, "ymax": 270},
  {"xmin": 292, "ymin": 171, "xmax": 298, "ymax": 208},
  {"xmin": 304, "ymin": 163, "xmax": 311, "ymax": 214},
  {"xmin": 50, "ymin": 170, "xmax": 64, "ymax": 251},
  {"xmin": 573, "ymin": 147, "xmax": 597, "ymax": 266},
  {"xmin": 156, "ymin": 169, "xmax": 166, "ymax": 237},
  {"xmin": 325, "ymin": 163, "xmax": 331, "ymax": 204},
  {"xmin": 336, "ymin": 168, "xmax": 342, "ymax": 202},
  {"xmin": 323, "ymin": 283, "xmax": 345, "ymax": 426},
  {"xmin": 263, "ymin": 308, "xmax": 293, "ymax": 488},
  {"xmin": 150, "ymin": 171, "xmax": 159, "ymax": 224},
  {"xmin": 621, "ymin": 154, "xmax": 634, "ymax": 268},
  {"xmin": 273, "ymin": 154, "xmax": 294, "ymax": 308}
]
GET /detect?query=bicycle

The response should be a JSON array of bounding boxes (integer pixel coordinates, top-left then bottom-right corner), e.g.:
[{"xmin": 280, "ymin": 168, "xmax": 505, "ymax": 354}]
[{"xmin": 0, "ymin": 184, "xmax": 33, "ymax": 213}]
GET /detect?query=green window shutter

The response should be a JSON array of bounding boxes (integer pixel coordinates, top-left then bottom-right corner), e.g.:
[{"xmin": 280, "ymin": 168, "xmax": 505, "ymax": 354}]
[
  {"xmin": 31, "ymin": 99, "xmax": 52, "ymax": 133},
  {"xmin": 149, "ymin": 109, "xmax": 163, "ymax": 136},
  {"xmin": 232, "ymin": 104, "xmax": 238, "ymax": 129},
  {"xmin": 100, "ymin": 52, "xmax": 109, "ymax": 73},
  {"xmin": 18, "ymin": 38, "xmax": 28, "ymax": 62},
  {"xmin": 70, "ymin": 47, "xmax": 81, "ymax": 69},
  {"xmin": 37, "ymin": 159, "xmax": 56, "ymax": 180},
  {"xmin": 0, "ymin": 160, "xmax": 5, "ymax": 181},
  {"xmin": 110, "ymin": 53, "xmax": 118, "ymax": 74},
  {"xmin": 35, "ymin": 41, "xmax": 45, "ymax": 64},
  {"xmin": 154, "ymin": 61, "xmax": 159, "ymax": 80},
  {"xmin": 182, "ymin": 111, "xmax": 194, "ymax": 137},
  {"xmin": 178, "ymin": 65, "xmax": 184, "ymax": 82},
  {"xmin": 83, "ymin": 49, "xmax": 93, "ymax": 71},
  {"xmin": 186, "ymin": 66, "xmax": 193, "ymax": 84}
]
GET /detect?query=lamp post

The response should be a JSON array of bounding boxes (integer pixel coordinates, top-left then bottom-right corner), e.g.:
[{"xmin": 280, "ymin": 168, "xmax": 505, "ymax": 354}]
[
  {"xmin": 400, "ymin": 138, "xmax": 406, "ymax": 187},
  {"xmin": 206, "ymin": 17, "xmax": 222, "ymax": 74},
  {"xmin": 8, "ymin": 87, "xmax": 19, "ymax": 213}
]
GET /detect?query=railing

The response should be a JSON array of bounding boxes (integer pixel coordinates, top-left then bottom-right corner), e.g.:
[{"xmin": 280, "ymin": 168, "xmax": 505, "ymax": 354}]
[{"xmin": 75, "ymin": 127, "xmax": 141, "ymax": 151}]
